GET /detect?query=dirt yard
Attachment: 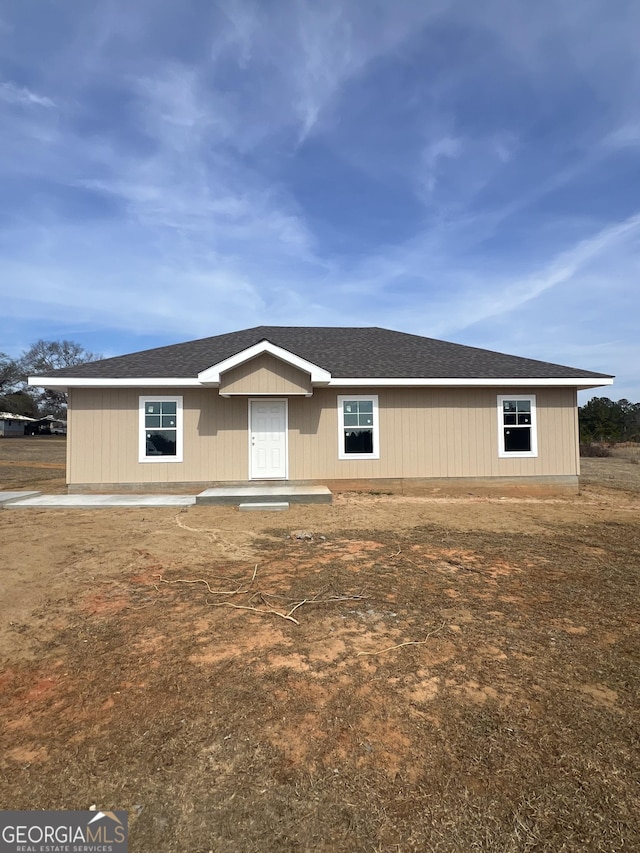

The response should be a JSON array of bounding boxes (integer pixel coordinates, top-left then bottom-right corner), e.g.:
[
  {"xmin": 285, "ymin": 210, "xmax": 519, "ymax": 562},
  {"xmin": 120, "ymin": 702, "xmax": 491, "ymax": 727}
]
[{"xmin": 1, "ymin": 439, "xmax": 639, "ymax": 851}]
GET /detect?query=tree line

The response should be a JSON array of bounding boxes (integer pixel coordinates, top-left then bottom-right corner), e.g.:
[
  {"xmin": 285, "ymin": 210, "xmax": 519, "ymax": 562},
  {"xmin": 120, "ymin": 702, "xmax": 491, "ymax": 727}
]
[
  {"xmin": 579, "ymin": 397, "xmax": 640, "ymax": 444},
  {"xmin": 0, "ymin": 340, "xmax": 100, "ymax": 419}
]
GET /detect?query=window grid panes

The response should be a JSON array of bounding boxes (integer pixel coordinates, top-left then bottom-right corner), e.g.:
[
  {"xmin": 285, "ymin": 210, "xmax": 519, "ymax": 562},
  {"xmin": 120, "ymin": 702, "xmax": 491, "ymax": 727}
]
[
  {"xmin": 343, "ymin": 400, "xmax": 374, "ymax": 427},
  {"xmin": 340, "ymin": 398, "xmax": 377, "ymax": 457},
  {"xmin": 144, "ymin": 400, "xmax": 178, "ymax": 458},
  {"xmin": 500, "ymin": 397, "xmax": 535, "ymax": 455}
]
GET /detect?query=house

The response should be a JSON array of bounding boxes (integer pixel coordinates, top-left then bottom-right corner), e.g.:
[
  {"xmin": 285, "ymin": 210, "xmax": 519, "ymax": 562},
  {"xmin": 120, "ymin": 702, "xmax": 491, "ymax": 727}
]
[
  {"xmin": 0, "ymin": 412, "xmax": 36, "ymax": 437},
  {"xmin": 28, "ymin": 326, "xmax": 613, "ymax": 495}
]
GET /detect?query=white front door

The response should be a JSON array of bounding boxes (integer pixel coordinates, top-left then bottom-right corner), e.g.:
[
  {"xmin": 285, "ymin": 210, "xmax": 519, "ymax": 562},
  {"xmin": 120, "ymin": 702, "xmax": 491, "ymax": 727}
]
[{"xmin": 249, "ymin": 399, "xmax": 287, "ymax": 479}]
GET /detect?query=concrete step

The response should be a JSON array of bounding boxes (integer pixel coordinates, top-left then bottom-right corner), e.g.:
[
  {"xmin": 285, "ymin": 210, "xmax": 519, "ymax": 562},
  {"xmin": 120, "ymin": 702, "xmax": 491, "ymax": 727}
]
[
  {"xmin": 196, "ymin": 485, "xmax": 332, "ymax": 506},
  {"xmin": 239, "ymin": 502, "xmax": 290, "ymax": 512}
]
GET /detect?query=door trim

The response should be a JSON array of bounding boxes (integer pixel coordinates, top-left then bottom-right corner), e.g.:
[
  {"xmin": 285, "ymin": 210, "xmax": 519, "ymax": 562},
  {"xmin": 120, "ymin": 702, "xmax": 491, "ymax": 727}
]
[{"xmin": 248, "ymin": 398, "xmax": 289, "ymax": 480}]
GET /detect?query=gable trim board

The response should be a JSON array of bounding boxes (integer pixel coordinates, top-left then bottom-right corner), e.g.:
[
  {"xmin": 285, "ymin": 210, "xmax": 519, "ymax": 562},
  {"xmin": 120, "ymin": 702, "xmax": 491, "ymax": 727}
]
[
  {"xmin": 199, "ymin": 340, "xmax": 330, "ymax": 385},
  {"xmin": 29, "ymin": 327, "xmax": 613, "ymax": 494}
]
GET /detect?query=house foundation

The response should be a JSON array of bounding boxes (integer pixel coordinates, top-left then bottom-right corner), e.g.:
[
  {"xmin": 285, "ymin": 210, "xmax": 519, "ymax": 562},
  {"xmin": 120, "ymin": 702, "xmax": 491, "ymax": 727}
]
[{"xmin": 67, "ymin": 475, "xmax": 579, "ymax": 498}]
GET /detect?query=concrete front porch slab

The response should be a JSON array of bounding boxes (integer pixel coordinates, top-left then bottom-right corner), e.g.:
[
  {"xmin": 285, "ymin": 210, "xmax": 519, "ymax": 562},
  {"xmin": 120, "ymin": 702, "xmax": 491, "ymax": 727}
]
[
  {"xmin": 4, "ymin": 494, "xmax": 196, "ymax": 509},
  {"xmin": 0, "ymin": 490, "xmax": 42, "ymax": 505},
  {"xmin": 197, "ymin": 485, "xmax": 332, "ymax": 506}
]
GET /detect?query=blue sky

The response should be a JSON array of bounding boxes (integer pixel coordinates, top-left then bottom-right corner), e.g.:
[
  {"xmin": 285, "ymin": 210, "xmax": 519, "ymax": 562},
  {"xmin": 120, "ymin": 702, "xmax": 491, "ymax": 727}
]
[{"xmin": 1, "ymin": 0, "xmax": 638, "ymax": 401}]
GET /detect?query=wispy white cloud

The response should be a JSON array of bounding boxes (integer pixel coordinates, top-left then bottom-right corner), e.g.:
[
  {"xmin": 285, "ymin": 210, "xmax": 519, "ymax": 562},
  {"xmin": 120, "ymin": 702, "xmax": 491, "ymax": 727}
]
[
  {"xmin": 421, "ymin": 135, "xmax": 464, "ymax": 194},
  {"xmin": 0, "ymin": 80, "xmax": 55, "ymax": 108},
  {"xmin": 492, "ymin": 132, "xmax": 518, "ymax": 163},
  {"xmin": 603, "ymin": 123, "xmax": 640, "ymax": 150},
  {"xmin": 454, "ymin": 212, "xmax": 640, "ymax": 331},
  {"xmin": 269, "ymin": 0, "xmax": 447, "ymax": 141}
]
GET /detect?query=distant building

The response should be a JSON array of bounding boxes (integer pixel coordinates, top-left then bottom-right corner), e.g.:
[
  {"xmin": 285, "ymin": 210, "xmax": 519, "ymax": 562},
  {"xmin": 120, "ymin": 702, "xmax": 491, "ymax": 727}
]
[
  {"xmin": 26, "ymin": 415, "xmax": 68, "ymax": 436},
  {"xmin": 0, "ymin": 412, "xmax": 36, "ymax": 437}
]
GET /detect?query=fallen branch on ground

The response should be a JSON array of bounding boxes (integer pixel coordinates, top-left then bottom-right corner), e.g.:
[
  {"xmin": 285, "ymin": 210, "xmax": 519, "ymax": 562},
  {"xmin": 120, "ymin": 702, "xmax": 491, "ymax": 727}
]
[
  {"xmin": 356, "ymin": 621, "xmax": 447, "ymax": 657},
  {"xmin": 207, "ymin": 590, "xmax": 369, "ymax": 624},
  {"xmin": 205, "ymin": 600, "xmax": 301, "ymax": 624},
  {"xmin": 155, "ymin": 568, "xmax": 367, "ymax": 626},
  {"xmin": 155, "ymin": 564, "xmax": 258, "ymax": 596}
]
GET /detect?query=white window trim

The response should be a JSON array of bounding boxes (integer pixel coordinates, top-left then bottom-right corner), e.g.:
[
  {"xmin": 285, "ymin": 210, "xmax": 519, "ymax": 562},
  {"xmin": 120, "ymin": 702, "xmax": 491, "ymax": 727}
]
[
  {"xmin": 337, "ymin": 394, "xmax": 380, "ymax": 461},
  {"xmin": 497, "ymin": 394, "xmax": 538, "ymax": 458},
  {"xmin": 139, "ymin": 395, "xmax": 184, "ymax": 463}
]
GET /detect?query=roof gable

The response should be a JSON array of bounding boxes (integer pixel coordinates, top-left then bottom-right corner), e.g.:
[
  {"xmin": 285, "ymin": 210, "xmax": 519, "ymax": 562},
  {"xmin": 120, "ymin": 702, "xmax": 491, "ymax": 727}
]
[{"xmin": 198, "ymin": 340, "xmax": 331, "ymax": 384}]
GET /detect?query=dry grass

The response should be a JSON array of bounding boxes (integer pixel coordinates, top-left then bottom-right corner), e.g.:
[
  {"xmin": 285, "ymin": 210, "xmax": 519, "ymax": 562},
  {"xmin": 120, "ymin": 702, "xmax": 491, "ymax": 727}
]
[
  {"xmin": 1, "ymin": 440, "xmax": 639, "ymax": 851},
  {"xmin": 580, "ymin": 443, "xmax": 640, "ymax": 492},
  {"xmin": 0, "ymin": 436, "xmax": 66, "ymax": 491}
]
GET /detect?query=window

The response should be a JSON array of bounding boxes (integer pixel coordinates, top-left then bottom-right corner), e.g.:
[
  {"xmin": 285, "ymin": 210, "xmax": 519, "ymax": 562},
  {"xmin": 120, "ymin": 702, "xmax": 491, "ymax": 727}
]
[
  {"xmin": 497, "ymin": 395, "xmax": 537, "ymax": 458},
  {"xmin": 139, "ymin": 396, "xmax": 183, "ymax": 462},
  {"xmin": 338, "ymin": 395, "xmax": 379, "ymax": 460}
]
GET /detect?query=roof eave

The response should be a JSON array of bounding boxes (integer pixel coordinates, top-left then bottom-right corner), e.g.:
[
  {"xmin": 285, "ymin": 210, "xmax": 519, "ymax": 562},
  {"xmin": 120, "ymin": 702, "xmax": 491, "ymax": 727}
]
[
  {"xmin": 28, "ymin": 377, "xmax": 203, "ymax": 390},
  {"xmin": 29, "ymin": 375, "xmax": 614, "ymax": 390},
  {"xmin": 328, "ymin": 377, "xmax": 614, "ymax": 387}
]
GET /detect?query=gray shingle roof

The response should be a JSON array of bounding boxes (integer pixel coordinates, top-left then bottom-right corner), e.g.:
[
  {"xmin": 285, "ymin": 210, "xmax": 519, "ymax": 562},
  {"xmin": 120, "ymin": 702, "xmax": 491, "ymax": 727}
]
[{"xmin": 42, "ymin": 326, "xmax": 613, "ymax": 381}]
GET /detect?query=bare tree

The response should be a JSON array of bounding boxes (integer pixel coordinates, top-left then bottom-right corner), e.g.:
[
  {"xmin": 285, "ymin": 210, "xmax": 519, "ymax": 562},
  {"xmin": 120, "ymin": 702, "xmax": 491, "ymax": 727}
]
[
  {"xmin": 20, "ymin": 339, "xmax": 101, "ymax": 375},
  {"xmin": 20, "ymin": 339, "xmax": 102, "ymax": 417},
  {"xmin": 0, "ymin": 352, "xmax": 21, "ymax": 396}
]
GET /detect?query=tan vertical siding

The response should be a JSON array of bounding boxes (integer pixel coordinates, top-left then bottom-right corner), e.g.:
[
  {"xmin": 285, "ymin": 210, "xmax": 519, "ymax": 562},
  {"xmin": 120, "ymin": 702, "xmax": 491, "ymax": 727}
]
[
  {"xmin": 70, "ymin": 388, "xmax": 246, "ymax": 485},
  {"xmin": 290, "ymin": 387, "xmax": 578, "ymax": 480},
  {"xmin": 67, "ymin": 385, "xmax": 579, "ymax": 485},
  {"xmin": 219, "ymin": 354, "xmax": 311, "ymax": 395},
  {"xmin": 66, "ymin": 389, "xmax": 73, "ymax": 484}
]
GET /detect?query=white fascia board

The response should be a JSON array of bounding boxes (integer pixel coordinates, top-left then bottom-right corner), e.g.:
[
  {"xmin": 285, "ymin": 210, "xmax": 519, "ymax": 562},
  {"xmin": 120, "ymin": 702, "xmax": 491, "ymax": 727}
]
[
  {"xmin": 29, "ymin": 374, "xmax": 613, "ymax": 391},
  {"xmin": 28, "ymin": 377, "xmax": 201, "ymax": 389},
  {"xmin": 197, "ymin": 340, "xmax": 331, "ymax": 385},
  {"xmin": 327, "ymin": 377, "xmax": 614, "ymax": 388}
]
